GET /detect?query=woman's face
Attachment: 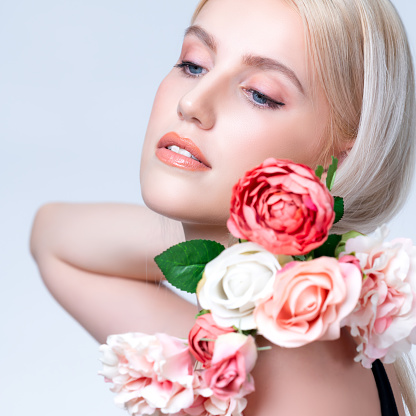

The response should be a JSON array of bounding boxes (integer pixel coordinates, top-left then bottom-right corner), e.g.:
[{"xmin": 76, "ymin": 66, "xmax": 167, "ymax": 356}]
[{"xmin": 140, "ymin": 0, "xmax": 330, "ymax": 226}]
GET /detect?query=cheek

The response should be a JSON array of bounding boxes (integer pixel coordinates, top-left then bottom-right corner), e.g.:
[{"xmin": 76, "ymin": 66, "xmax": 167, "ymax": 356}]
[
  {"xmin": 141, "ymin": 74, "xmax": 181, "ymax": 166},
  {"xmin": 215, "ymin": 107, "xmax": 327, "ymax": 184},
  {"xmin": 147, "ymin": 74, "xmax": 179, "ymax": 127}
]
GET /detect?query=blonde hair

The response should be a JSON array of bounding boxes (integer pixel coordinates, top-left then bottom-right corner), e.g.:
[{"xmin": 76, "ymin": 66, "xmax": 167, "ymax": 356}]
[{"xmin": 193, "ymin": 0, "xmax": 416, "ymax": 413}]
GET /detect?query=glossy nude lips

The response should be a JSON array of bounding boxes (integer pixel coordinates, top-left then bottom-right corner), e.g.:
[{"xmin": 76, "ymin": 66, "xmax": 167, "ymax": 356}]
[{"xmin": 156, "ymin": 132, "xmax": 211, "ymax": 171}]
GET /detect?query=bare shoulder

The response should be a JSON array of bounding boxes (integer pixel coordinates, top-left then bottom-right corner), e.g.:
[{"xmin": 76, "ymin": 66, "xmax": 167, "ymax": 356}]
[{"xmin": 245, "ymin": 333, "xmax": 385, "ymax": 416}]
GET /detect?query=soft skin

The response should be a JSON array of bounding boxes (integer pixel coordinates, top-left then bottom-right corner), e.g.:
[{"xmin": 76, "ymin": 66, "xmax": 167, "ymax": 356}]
[{"xmin": 140, "ymin": 0, "xmax": 334, "ymax": 246}]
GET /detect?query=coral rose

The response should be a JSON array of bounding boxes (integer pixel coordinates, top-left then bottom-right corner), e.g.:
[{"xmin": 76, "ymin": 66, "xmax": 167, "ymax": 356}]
[
  {"xmin": 188, "ymin": 313, "xmax": 235, "ymax": 366},
  {"xmin": 197, "ymin": 242, "xmax": 281, "ymax": 330},
  {"xmin": 99, "ymin": 332, "xmax": 196, "ymax": 415},
  {"xmin": 203, "ymin": 333, "xmax": 257, "ymax": 401},
  {"xmin": 341, "ymin": 226, "xmax": 416, "ymax": 368},
  {"xmin": 254, "ymin": 257, "xmax": 362, "ymax": 347},
  {"xmin": 227, "ymin": 158, "xmax": 335, "ymax": 256}
]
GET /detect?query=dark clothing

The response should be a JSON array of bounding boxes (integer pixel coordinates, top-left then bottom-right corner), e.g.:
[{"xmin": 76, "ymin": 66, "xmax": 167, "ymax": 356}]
[{"xmin": 372, "ymin": 360, "xmax": 399, "ymax": 416}]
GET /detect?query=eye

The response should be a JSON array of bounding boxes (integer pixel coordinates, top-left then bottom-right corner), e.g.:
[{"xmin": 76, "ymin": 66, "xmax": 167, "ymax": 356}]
[
  {"xmin": 244, "ymin": 88, "xmax": 285, "ymax": 110},
  {"xmin": 252, "ymin": 90, "xmax": 268, "ymax": 105},
  {"xmin": 174, "ymin": 61, "xmax": 207, "ymax": 77}
]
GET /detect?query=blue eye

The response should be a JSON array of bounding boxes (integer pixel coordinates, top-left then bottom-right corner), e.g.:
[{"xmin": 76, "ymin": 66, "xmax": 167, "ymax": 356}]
[
  {"xmin": 252, "ymin": 91, "xmax": 268, "ymax": 105},
  {"xmin": 187, "ymin": 64, "xmax": 203, "ymax": 75},
  {"xmin": 174, "ymin": 61, "xmax": 206, "ymax": 77},
  {"xmin": 245, "ymin": 88, "xmax": 285, "ymax": 110}
]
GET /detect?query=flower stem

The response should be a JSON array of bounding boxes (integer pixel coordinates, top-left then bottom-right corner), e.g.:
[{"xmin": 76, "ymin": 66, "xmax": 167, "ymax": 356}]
[{"xmin": 257, "ymin": 346, "xmax": 272, "ymax": 351}]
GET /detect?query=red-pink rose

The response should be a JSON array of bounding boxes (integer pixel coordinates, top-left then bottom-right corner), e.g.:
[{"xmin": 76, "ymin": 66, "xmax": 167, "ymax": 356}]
[
  {"xmin": 227, "ymin": 158, "xmax": 335, "ymax": 256},
  {"xmin": 188, "ymin": 313, "xmax": 235, "ymax": 366},
  {"xmin": 203, "ymin": 333, "xmax": 257, "ymax": 401},
  {"xmin": 254, "ymin": 257, "xmax": 362, "ymax": 347}
]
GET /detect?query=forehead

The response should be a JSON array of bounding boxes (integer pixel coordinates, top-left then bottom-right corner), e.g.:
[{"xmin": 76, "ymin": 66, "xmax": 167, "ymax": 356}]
[{"xmin": 192, "ymin": 0, "xmax": 306, "ymax": 70}]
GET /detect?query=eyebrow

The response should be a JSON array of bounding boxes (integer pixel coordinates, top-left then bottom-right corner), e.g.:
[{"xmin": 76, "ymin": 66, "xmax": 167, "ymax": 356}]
[
  {"xmin": 242, "ymin": 55, "xmax": 305, "ymax": 95},
  {"xmin": 185, "ymin": 25, "xmax": 217, "ymax": 53},
  {"xmin": 184, "ymin": 25, "xmax": 305, "ymax": 96}
]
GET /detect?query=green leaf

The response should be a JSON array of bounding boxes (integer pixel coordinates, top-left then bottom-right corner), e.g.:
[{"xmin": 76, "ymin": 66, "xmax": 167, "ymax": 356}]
[
  {"xmin": 334, "ymin": 230, "xmax": 364, "ymax": 257},
  {"xmin": 315, "ymin": 165, "xmax": 324, "ymax": 180},
  {"xmin": 313, "ymin": 234, "xmax": 342, "ymax": 258},
  {"xmin": 333, "ymin": 196, "xmax": 344, "ymax": 224},
  {"xmin": 242, "ymin": 329, "xmax": 258, "ymax": 337},
  {"xmin": 293, "ymin": 255, "xmax": 307, "ymax": 261},
  {"xmin": 154, "ymin": 240, "xmax": 225, "ymax": 294},
  {"xmin": 195, "ymin": 309, "xmax": 211, "ymax": 319},
  {"xmin": 326, "ymin": 156, "xmax": 338, "ymax": 191}
]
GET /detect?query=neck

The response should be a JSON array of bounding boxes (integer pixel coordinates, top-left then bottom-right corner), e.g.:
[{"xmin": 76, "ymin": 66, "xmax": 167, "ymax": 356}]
[{"xmin": 182, "ymin": 223, "xmax": 230, "ymax": 247}]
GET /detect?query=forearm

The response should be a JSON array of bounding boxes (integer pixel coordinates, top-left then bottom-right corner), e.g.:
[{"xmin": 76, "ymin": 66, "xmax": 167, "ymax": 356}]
[
  {"xmin": 30, "ymin": 202, "xmax": 184, "ymax": 282},
  {"xmin": 30, "ymin": 203, "xmax": 193, "ymax": 342},
  {"xmin": 35, "ymin": 252, "xmax": 196, "ymax": 343}
]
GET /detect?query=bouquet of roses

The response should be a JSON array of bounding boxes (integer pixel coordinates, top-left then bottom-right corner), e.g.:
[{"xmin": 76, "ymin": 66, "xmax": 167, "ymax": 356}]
[{"xmin": 99, "ymin": 158, "xmax": 416, "ymax": 416}]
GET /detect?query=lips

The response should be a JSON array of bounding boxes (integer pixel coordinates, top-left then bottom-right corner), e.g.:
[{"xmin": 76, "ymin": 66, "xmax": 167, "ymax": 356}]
[{"xmin": 156, "ymin": 132, "xmax": 211, "ymax": 171}]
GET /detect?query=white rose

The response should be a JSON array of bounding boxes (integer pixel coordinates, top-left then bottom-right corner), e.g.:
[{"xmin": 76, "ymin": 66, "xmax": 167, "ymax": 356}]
[{"xmin": 197, "ymin": 242, "xmax": 282, "ymax": 330}]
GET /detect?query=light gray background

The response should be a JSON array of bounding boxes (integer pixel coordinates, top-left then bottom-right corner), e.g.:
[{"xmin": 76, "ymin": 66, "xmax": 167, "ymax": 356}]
[{"xmin": 1, "ymin": 1, "xmax": 415, "ymax": 415}]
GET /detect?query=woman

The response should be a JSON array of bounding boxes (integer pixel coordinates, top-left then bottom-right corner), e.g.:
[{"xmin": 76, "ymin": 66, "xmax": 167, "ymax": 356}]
[{"xmin": 31, "ymin": 0, "xmax": 415, "ymax": 414}]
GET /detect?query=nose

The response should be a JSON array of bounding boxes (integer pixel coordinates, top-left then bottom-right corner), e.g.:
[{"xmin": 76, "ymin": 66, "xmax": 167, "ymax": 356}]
[{"xmin": 177, "ymin": 78, "xmax": 216, "ymax": 130}]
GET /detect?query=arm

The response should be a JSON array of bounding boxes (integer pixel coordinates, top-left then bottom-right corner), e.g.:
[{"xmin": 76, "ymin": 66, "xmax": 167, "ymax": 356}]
[{"xmin": 30, "ymin": 203, "xmax": 197, "ymax": 343}]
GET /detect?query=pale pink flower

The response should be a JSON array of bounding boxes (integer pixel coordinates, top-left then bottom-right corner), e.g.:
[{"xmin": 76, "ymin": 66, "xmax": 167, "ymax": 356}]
[
  {"xmin": 99, "ymin": 332, "xmax": 196, "ymax": 415},
  {"xmin": 227, "ymin": 158, "xmax": 335, "ymax": 256},
  {"xmin": 254, "ymin": 257, "xmax": 362, "ymax": 347},
  {"xmin": 203, "ymin": 395, "xmax": 248, "ymax": 416},
  {"xmin": 341, "ymin": 226, "xmax": 416, "ymax": 367},
  {"xmin": 182, "ymin": 394, "xmax": 208, "ymax": 415},
  {"xmin": 203, "ymin": 333, "xmax": 257, "ymax": 401}
]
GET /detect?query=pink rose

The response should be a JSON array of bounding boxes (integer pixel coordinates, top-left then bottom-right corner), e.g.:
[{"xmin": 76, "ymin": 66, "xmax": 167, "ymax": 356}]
[
  {"xmin": 227, "ymin": 158, "xmax": 335, "ymax": 256},
  {"xmin": 342, "ymin": 227, "xmax": 416, "ymax": 367},
  {"xmin": 188, "ymin": 313, "xmax": 235, "ymax": 366},
  {"xmin": 203, "ymin": 333, "xmax": 257, "ymax": 401},
  {"xmin": 99, "ymin": 332, "xmax": 196, "ymax": 415},
  {"xmin": 339, "ymin": 254, "xmax": 362, "ymax": 272},
  {"xmin": 254, "ymin": 257, "xmax": 362, "ymax": 347}
]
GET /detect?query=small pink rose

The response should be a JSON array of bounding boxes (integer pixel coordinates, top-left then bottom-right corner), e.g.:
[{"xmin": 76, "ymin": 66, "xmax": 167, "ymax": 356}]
[
  {"xmin": 339, "ymin": 254, "xmax": 362, "ymax": 273},
  {"xmin": 254, "ymin": 257, "xmax": 362, "ymax": 347},
  {"xmin": 188, "ymin": 313, "xmax": 235, "ymax": 366},
  {"xmin": 203, "ymin": 333, "xmax": 257, "ymax": 401},
  {"xmin": 227, "ymin": 158, "xmax": 335, "ymax": 256}
]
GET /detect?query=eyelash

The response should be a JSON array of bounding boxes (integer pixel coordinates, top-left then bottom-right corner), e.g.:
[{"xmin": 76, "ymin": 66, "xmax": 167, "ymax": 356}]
[
  {"xmin": 174, "ymin": 61, "xmax": 206, "ymax": 78},
  {"xmin": 174, "ymin": 60, "xmax": 285, "ymax": 110},
  {"xmin": 243, "ymin": 88, "xmax": 285, "ymax": 110}
]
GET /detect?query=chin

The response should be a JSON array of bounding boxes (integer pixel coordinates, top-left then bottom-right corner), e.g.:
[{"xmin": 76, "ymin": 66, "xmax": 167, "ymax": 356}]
[
  {"xmin": 140, "ymin": 148, "xmax": 233, "ymax": 226},
  {"xmin": 140, "ymin": 176, "xmax": 229, "ymax": 226}
]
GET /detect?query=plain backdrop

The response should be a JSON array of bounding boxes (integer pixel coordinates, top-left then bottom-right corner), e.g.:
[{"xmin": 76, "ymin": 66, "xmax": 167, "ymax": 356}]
[{"xmin": 1, "ymin": 1, "xmax": 415, "ymax": 415}]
